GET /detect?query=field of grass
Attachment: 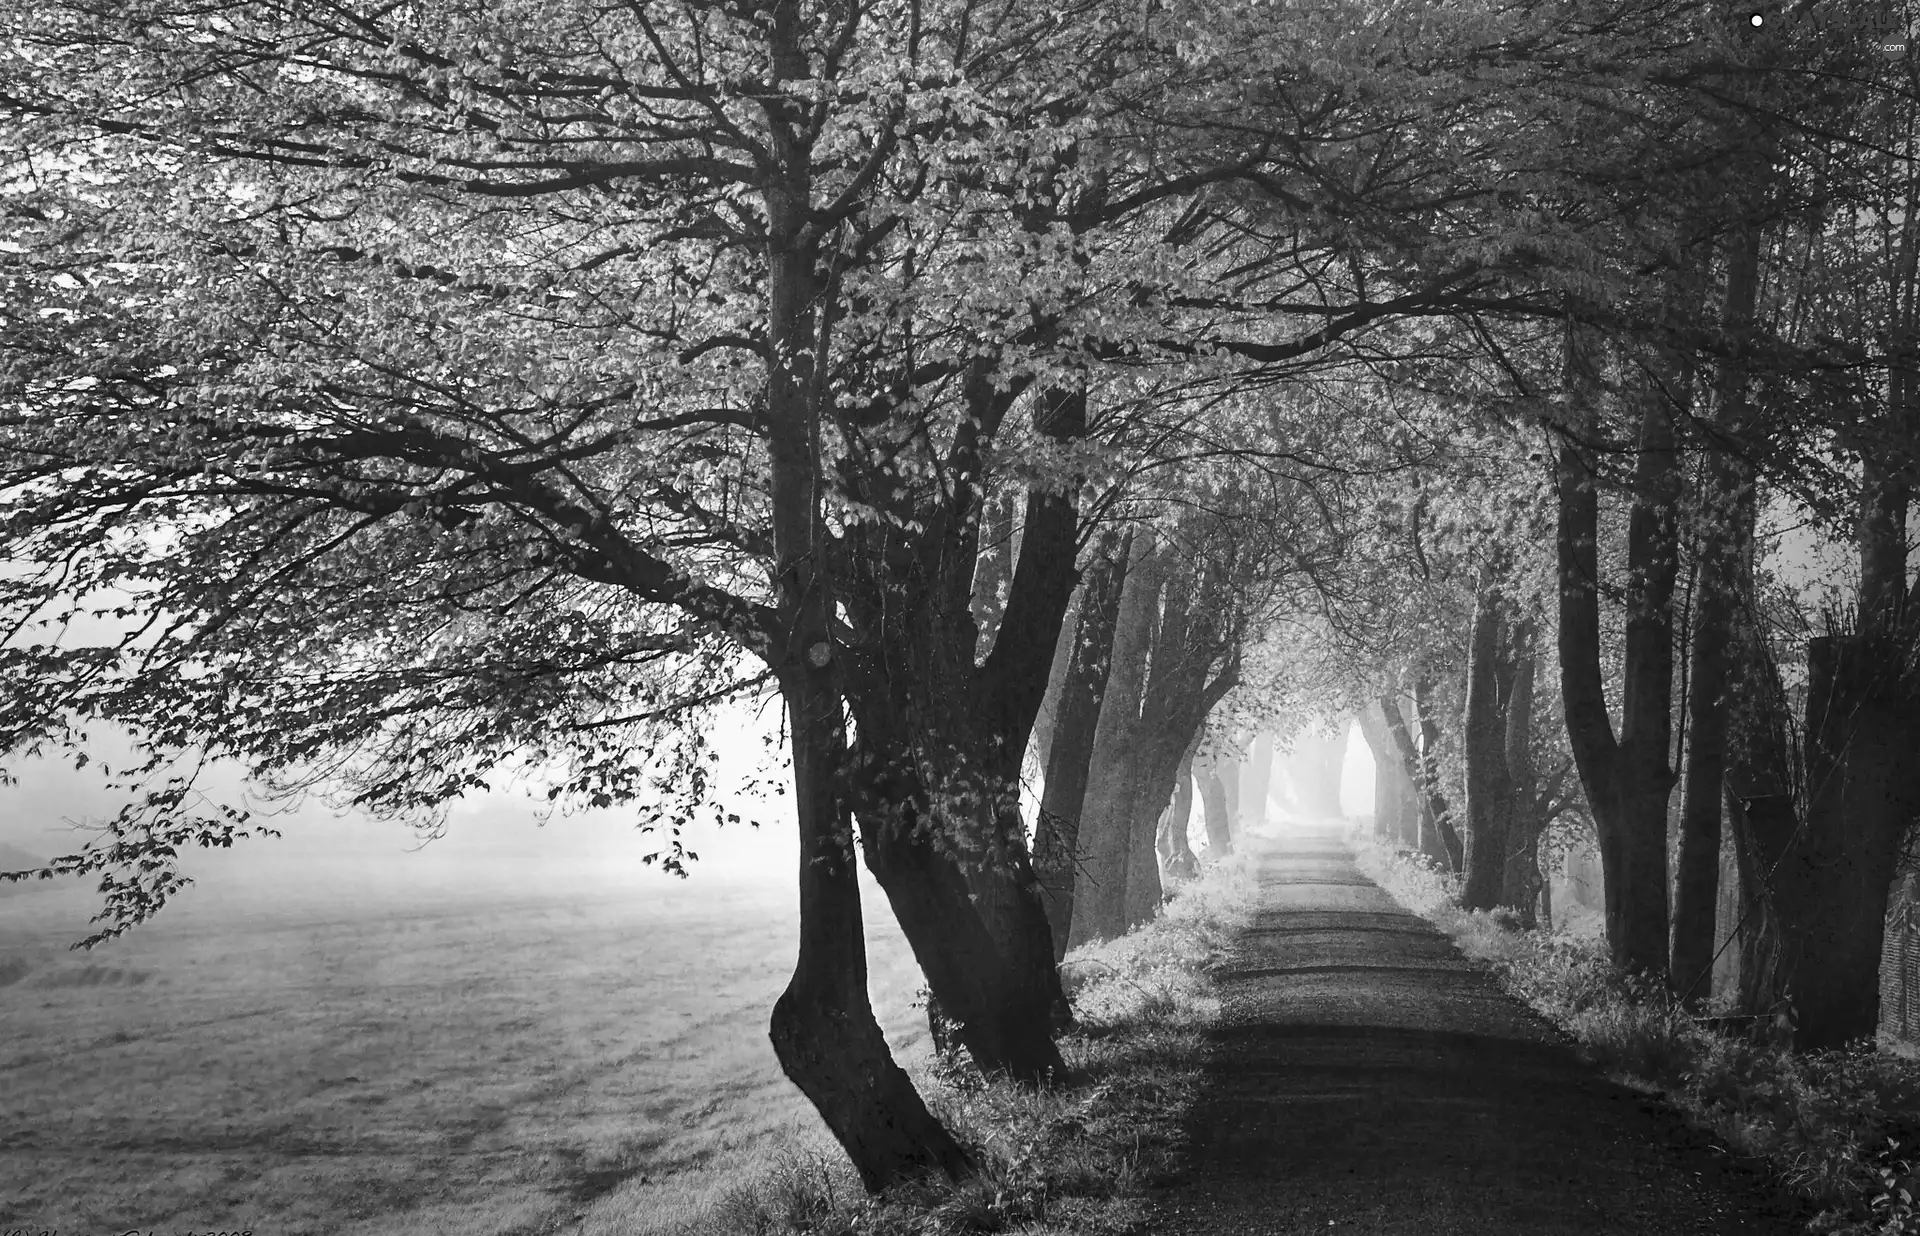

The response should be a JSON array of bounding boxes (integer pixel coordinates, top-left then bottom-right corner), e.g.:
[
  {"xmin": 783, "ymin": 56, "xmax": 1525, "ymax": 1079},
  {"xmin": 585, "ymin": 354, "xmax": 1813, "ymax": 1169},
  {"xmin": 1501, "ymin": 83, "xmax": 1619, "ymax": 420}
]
[{"xmin": 0, "ymin": 870, "xmax": 930, "ymax": 1236}]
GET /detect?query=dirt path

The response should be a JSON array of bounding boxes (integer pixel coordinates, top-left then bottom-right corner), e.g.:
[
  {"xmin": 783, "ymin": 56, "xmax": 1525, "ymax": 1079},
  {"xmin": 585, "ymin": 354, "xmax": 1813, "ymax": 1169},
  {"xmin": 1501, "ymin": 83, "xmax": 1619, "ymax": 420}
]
[{"xmin": 1151, "ymin": 822, "xmax": 1809, "ymax": 1235}]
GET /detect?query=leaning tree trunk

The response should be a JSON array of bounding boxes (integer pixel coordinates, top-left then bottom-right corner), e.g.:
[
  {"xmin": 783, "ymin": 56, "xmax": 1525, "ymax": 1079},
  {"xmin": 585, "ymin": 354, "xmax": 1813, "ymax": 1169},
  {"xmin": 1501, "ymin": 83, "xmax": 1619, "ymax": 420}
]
[
  {"xmin": 1122, "ymin": 561, "xmax": 1197, "ymax": 930},
  {"xmin": 1070, "ymin": 539, "xmax": 1166, "ymax": 949},
  {"xmin": 1382, "ymin": 694, "xmax": 1453, "ymax": 865},
  {"xmin": 1030, "ymin": 590, "xmax": 1079, "ymax": 773},
  {"xmin": 1034, "ymin": 531, "xmax": 1129, "ymax": 959},
  {"xmin": 1411, "ymin": 681, "xmax": 1464, "ymax": 869},
  {"xmin": 970, "ymin": 485, "xmax": 1018, "ymax": 663},
  {"xmin": 1463, "ymin": 575, "xmax": 1518, "ymax": 912},
  {"xmin": 759, "ymin": 175, "xmax": 968, "ymax": 1186},
  {"xmin": 847, "ymin": 435, "xmax": 1086, "ymax": 1084},
  {"xmin": 1357, "ymin": 704, "xmax": 1416, "ymax": 844},
  {"xmin": 770, "ymin": 676, "xmax": 974, "ymax": 1188},
  {"xmin": 1199, "ymin": 763, "xmax": 1235, "ymax": 858},
  {"xmin": 1554, "ymin": 328, "xmax": 1684, "ymax": 976},
  {"xmin": 1122, "ymin": 555, "xmax": 1241, "ymax": 931}
]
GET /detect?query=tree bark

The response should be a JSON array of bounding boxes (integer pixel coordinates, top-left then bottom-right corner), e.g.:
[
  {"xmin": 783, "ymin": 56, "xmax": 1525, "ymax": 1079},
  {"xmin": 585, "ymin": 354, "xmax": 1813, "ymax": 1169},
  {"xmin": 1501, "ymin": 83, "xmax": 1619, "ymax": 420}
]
[
  {"xmin": 1501, "ymin": 624, "xmax": 1542, "ymax": 924},
  {"xmin": 1119, "ymin": 557, "xmax": 1240, "ymax": 932},
  {"xmin": 1030, "ymin": 590, "xmax": 1079, "ymax": 773},
  {"xmin": 1463, "ymin": 575, "xmax": 1518, "ymax": 912},
  {"xmin": 1161, "ymin": 733, "xmax": 1201, "ymax": 882},
  {"xmin": 1774, "ymin": 635, "xmax": 1920, "ymax": 1048},
  {"xmin": 1123, "ymin": 560, "xmax": 1196, "ymax": 930},
  {"xmin": 845, "ymin": 472, "xmax": 1081, "ymax": 1083},
  {"xmin": 1356, "ymin": 703, "xmax": 1415, "ymax": 844},
  {"xmin": 1382, "ymin": 694, "xmax": 1452, "ymax": 864},
  {"xmin": 758, "ymin": 120, "xmax": 968, "ymax": 1184},
  {"xmin": 1553, "ymin": 328, "xmax": 1684, "ymax": 976},
  {"xmin": 1671, "ymin": 227, "xmax": 1761, "ymax": 1007},
  {"xmin": 970, "ymin": 486, "xmax": 1018, "ymax": 664},
  {"xmin": 1411, "ymin": 681, "xmax": 1465, "ymax": 870},
  {"xmin": 1723, "ymin": 625, "xmax": 1796, "ymax": 1022},
  {"xmin": 1033, "ymin": 531, "xmax": 1129, "ymax": 959},
  {"xmin": 770, "ymin": 678, "xmax": 974, "ymax": 1188},
  {"xmin": 1199, "ymin": 764, "xmax": 1234, "ymax": 858},
  {"xmin": 1070, "ymin": 538, "xmax": 1166, "ymax": 949}
]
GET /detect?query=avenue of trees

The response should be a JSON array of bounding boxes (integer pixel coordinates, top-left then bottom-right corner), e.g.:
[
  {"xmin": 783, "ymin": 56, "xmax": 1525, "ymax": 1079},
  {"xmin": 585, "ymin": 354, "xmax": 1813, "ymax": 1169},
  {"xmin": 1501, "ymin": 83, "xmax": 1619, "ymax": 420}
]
[{"xmin": 4, "ymin": 0, "xmax": 1919, "ymax": 1190}]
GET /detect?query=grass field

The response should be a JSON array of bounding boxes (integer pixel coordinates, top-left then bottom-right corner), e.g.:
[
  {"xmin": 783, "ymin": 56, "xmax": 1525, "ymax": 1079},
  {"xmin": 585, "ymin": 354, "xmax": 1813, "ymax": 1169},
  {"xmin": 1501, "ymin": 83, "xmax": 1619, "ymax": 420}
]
[{"xmin": 0, "ymin": 867, "xmax": 930, "ymax": 1236}]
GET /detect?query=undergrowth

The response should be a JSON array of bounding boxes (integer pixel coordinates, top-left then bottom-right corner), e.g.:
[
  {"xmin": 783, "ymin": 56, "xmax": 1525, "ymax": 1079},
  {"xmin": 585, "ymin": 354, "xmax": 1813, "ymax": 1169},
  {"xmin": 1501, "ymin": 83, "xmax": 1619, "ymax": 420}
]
[
  {"xmin": 1355, "ymin": 837, "xmax": 1920, "ymax": 1236},
  {"xmin": 629, "ymin": 853, "xmax": 1256, "ymax": 1236}
]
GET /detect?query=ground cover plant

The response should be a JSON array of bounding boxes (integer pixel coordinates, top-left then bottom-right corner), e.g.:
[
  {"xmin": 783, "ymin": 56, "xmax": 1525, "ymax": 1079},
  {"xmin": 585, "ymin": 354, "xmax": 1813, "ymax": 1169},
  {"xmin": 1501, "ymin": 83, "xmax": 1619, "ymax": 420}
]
[
  {"xmin": 620, "ymin": 852, "xmax": 1257, "ymax": 1236},
  {"xmin": 1355, "ymin": 836, "xmax": 1920, "ymax": 1235}
]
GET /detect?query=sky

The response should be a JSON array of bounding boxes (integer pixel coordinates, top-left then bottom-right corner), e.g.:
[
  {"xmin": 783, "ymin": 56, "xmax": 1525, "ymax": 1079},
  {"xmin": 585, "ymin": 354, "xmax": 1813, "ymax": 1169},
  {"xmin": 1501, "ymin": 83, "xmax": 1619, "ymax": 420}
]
[{"xmin": 0, "ymin": 699, "xmax": 804, "ymax": 922}]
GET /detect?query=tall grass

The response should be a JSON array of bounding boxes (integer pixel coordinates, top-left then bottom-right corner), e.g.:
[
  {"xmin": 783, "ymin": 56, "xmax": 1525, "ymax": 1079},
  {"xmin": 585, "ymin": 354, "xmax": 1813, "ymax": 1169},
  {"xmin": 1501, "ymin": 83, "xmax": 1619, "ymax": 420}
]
[
  {"xmin": 615, "ymin": 854, "xmax": 1257, "ymax": 1236},
  {"xmin": 1354, "ymin": 837, "xmax": 1920, "ymax": 1236}
]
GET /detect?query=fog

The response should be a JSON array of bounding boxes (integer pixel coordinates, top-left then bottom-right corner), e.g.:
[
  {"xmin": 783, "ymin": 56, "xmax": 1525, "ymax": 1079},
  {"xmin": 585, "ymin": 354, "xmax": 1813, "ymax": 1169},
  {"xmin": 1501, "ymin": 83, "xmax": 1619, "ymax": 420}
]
[{"xmin": 0, "ymin": 702, "xmax": 807, "ymax": 937}]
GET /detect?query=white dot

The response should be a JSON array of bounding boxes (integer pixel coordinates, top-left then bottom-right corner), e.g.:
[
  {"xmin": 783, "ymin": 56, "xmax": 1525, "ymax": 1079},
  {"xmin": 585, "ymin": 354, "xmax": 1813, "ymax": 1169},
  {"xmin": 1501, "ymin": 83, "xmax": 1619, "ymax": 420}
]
[{"xmin": 1750, "ymin": 12, "xmax": 1763, "ymax": 26}]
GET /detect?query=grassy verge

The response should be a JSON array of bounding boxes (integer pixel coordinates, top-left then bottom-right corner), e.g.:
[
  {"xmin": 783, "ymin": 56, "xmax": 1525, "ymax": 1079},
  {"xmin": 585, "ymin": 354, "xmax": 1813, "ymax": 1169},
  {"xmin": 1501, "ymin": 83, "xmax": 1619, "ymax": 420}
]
[
  {"xmin": 618, "ymin": 855, "xmax": 1256, "ymax": 1236},
  {"xmin": 1352, "ymin": 836, "xmax": 1920, "ymax": 1236}
]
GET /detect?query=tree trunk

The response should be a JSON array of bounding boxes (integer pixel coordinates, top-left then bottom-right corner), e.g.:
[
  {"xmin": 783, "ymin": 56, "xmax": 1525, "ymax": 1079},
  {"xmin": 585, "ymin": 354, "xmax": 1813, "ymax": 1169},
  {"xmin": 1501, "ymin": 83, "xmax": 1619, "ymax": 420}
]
[
  {"xmin": 1122, "ymin": 558, "xmax": 1198, "ymax": 929},
  {"xmin": 1162, "ymin": 734, "xmax": 1201, "ymax": 882},
  {"xmin": 1553, "ymin": 329, "xmax": 1683, "ymax": 976},
  {"xmin": 1033, "ymin": 531, "xmax": 1129, "ymax": 959},
  {"xmin": 1411, "ymin": 681, "xmax": 1465, "ymax": 870},
  {"xmin": 1240, "ymin": 732, "xmax": 1274, "ymax": 833},
  {"xmin": 1030, "ymin": 591, "xmax": 1079, "ymax": 773},
  {"xmin": 1501, "ymin": 626, "xmax": 1541, "ymax": 924},
  {"xmin": 845, "ymin": 447, "xmax": 1084, "ymax": 1084},
  {"xmin": 1670, "ymin": 226, "xmax": 1761, "ymax": 1008},
  {"xmin": 970, "ymin": 486, "xmax": 1018, "ymax": 664},
  {"xmin": 1463, "ymin": 576, "xmax": 1517, "ymax": 912},
  {"xmin": 1356, "ymin": 704, "xmax": 1415, "ymax": 844},
  {"xmin": 1382, "ymin": 694, "xmax": 1452, "ymax": 864},
  {"xmin": 1775, "ymin": 635, "xmax": 1920, "ymax": 1048},
  {"xmin": 759, "ymin": 153, "xmax": 968, "ymax": 1185},
  {"xmin": 1723, "ymin": 624, "xmax": 1796, "ymax": 1022},
  {"xmin": 1123, "ymin": 559, "xmax": 1239, "ymax": 930},
  {"xmin": 1199, "ymin": 765, "xmax": 1234, "ymax": 858},
  {"xmin": 770, "ymin": 679, "xmax": 974, "ymax": 1188},
  {"xmin": 854, "ymin": 758, "xmax": 1068, "ymax": 1081},
  {"xmin": 1070, "ymin": 538, "xmax": 1166, "ymax": 949}
]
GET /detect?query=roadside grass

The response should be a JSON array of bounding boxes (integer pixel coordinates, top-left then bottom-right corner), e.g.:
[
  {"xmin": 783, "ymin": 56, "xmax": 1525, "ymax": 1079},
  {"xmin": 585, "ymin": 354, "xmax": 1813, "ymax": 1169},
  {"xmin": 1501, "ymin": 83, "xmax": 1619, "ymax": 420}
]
[
  {"xmin": 617, "ymin": 853, "xmax": 1257, "ymax": 1236},
  {"xmin": 1354, "ymin": 837, "xmax": 1920, "ymax": 1236}
]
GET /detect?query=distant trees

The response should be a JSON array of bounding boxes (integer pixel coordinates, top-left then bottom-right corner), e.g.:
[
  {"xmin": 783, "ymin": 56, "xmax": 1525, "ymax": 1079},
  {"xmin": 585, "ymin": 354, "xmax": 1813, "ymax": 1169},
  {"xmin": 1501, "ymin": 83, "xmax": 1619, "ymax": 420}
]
[
  {"xmin": 4, "ymin": 0, "xmax": 1590, "ymax": 1185},
  {"xmin": 8, "ymin": 1, "xmax": 1920, "ymax": 1197}
]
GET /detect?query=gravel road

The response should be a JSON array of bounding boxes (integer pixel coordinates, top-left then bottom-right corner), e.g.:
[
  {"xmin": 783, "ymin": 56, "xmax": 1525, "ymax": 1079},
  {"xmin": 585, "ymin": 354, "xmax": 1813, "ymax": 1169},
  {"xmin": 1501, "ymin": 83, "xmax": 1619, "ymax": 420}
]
[{"xmin": 1150, "ymin": 821, "xmax": 1810, "ymax": 1235}]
